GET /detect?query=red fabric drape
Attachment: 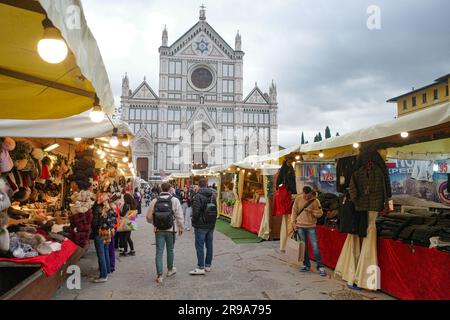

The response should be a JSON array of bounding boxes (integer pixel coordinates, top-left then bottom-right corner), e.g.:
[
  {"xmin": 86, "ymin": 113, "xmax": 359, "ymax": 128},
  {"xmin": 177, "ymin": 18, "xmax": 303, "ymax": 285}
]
[
  {"xmin": 0, "ymin": 240, "xmax": 79, "ymax": 277},
  {"xmin": 377, "ymin": 238, "xmax": 450, "ymax": 300},
  {"xmin": 242, "ymin": 201, "xmax": 265, "ymax": 234},
  {"xmin": 307, "ymin": 225, "xmax": 347, "ymax": 269},
  {"xmin": 308, "ymin": 226, "xmax": 450, "ymax": 300}
]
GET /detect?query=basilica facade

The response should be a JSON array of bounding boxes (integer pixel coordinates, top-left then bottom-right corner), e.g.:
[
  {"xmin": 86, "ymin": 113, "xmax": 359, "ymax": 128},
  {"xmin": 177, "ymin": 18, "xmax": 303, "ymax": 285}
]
[{"xmin": 120, "ymin": 7, "xmax": 278, "ymax": 181}]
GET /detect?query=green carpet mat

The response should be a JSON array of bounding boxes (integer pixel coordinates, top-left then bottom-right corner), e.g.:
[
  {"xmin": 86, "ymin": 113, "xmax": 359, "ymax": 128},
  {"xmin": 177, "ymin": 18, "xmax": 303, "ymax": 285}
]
[{"xmin": 215, "ymin": 219, "xmax": 263, "ymax": 244}]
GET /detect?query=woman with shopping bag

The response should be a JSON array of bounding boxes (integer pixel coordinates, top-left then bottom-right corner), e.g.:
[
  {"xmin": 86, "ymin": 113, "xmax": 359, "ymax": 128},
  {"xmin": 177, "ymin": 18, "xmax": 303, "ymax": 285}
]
[{"xmin": 117, "ymin": 193, "xmax": 138, "ymax": 256}]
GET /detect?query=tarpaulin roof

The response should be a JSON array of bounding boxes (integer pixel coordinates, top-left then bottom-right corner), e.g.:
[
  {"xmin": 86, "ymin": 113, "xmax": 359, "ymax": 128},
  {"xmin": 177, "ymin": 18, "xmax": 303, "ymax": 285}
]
[
  {"xmin": 300, "ymin": 102, "xmax": 450, "ymax": 156},
  {"xmin": 0, "ymin": 111, "xmax": 132, "ymax": 138},
  {"xmin": 0, "ymin": 0, "xmax": 114, "ymax": 119}
]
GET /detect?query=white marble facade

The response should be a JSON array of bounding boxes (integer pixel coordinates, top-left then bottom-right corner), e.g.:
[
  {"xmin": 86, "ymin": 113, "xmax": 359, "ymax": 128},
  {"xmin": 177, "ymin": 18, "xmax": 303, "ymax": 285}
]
[{"xmin": 120, "ymin": 7, "xmax": 278, "ymax": 182}]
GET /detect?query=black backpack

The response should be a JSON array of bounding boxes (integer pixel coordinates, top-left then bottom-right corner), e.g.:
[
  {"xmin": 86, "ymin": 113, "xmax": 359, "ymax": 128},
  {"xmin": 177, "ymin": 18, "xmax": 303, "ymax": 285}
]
[
  {"xmin": 153, "ymin": 196, "xmax": 175, "ymax": 230},
  {"xmin": 203, "ymin": 194, "xmax": 218, "ymax": 225}
]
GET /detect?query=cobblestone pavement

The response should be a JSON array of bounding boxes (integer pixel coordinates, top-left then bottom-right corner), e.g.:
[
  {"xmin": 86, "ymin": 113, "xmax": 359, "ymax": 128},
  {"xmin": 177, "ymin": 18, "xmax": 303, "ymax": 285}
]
[{"xmin": 53, "ymin": 208, "xmax": 393, "ymax": 300}]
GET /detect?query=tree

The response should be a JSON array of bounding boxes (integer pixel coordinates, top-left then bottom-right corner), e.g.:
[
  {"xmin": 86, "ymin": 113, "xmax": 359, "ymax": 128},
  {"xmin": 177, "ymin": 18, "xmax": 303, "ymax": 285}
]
[
  {"xmin": 301, "ymin": 132, "xmax": 305, "ymax": 144},
  {"xmin": 336, "ymin": 132, "xmax": 340, "ymax": 136},
  {"xmin": 325, "ymin": 126, "xmax": 331, "ymax": 139},
  {"xmin": 318, "ymin": 132, "xmax": 322, "ymax": 141}
]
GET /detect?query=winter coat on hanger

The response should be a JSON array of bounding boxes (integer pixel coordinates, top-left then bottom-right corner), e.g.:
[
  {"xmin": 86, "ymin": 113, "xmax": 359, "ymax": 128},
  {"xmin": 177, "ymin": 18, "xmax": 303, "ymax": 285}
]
[
  {"xmin": 273, "ymin": 185, "xmax": 292, "ymax": 215},
  {"xmin": 276, "ymin": 160, "xmax": 297, "ymax": 194},
  {"xmin": 356, "ymin": 150, "xmax": 392, "ymax": 198},
  {"xmin": 338, "ymin": 191, "xmax": 368, "ymax": 237},
  {"xmin": 349, "ymin": 162, "xmax": 388, "ymax": 212},
  {"xmin": 336, "ymin": 156, "xmax": 358, "ymax": 193}
]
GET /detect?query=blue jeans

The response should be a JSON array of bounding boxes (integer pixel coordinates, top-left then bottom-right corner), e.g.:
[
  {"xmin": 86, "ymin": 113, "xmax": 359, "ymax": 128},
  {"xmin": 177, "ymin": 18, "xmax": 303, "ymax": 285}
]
[
  {"xmin": 194, "ymin": 228, "xmax": 214, "ymax": 269},
  {"xmin": 94, "ymin": 235, "xmax": 111, "ymax": 279},
  {"xmin": 297, "ymin": 227, "xmax": 323, "ymax": 269},
  {"xmin": 155, "ymin": 231, "xmax": 175, "ymax": 276}
]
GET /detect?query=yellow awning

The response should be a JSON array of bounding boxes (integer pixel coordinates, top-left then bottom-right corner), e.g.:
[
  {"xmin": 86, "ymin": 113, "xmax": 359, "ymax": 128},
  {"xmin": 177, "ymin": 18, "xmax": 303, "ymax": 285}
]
[{"xmin": 0, "ymin": 0, "xmax": 114, "ymax": 119}]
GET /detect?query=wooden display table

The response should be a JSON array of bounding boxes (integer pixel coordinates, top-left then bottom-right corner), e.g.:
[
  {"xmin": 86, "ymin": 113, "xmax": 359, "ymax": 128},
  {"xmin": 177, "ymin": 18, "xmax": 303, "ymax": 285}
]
[{"xmin": 0, "ymin": 242, "xmax": 88, "ymax": 300}]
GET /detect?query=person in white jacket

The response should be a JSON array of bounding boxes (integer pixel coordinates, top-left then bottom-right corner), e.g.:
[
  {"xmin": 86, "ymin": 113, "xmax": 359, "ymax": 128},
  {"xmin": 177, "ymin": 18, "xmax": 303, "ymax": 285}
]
[{"xmin": 146, "ymin": 183, "xmax": 184, "ymax": 284}]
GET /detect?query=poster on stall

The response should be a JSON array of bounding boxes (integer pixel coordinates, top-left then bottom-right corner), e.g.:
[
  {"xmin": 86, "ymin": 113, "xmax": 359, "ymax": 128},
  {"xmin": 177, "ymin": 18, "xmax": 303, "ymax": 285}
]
[
  {"xmin": 388, "ymin": 159, "xmax": 449, "ymax": 205},
  {"xmin": 295, "ymin": 163, "xmax": 337, "ymax": 194}
]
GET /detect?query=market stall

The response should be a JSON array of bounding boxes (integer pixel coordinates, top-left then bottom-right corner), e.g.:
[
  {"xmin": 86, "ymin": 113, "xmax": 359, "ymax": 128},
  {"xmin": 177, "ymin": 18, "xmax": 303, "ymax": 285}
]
[
  {"xmin": 0, "ymin": 0, "xmax": 132, "ymax": 300},
  {"xmin": 292, "ymin": 101, "xmax": 450, "ymax": 299}
]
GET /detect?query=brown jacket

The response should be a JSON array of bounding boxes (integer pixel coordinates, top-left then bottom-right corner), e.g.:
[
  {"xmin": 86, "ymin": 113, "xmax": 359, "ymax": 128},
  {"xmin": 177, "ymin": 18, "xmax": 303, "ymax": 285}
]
[{"xmin": 291, "ymin": 194, "xmax": 323, "ymax": 228}]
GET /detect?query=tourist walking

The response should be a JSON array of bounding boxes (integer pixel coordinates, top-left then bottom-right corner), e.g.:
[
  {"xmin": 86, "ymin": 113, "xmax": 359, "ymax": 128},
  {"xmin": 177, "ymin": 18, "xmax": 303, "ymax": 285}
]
[
  {"xmin": 291, "ymin": 186, "xmax": 326, "ymax": 276},
  {"xmin": 118, "ymin": 193, "xmax": 137, "ymax": 256},
  {"xmin": 134, "ymin": 187, "xmax": 142, "ymax": 215},
  {"xmin": 181, "ymin": 187, "xmax": 191, "ymax": 231},
  {"xmin": 146, "ymin": 183, "xmax": 184, "ymax": 283},
  {"xmin": 91, "ymin": 193, "xmax": 116, "ymax": 283},
  {"xmin": 190, "ymin": 178, "xmax": 217, "ymax": 275}
]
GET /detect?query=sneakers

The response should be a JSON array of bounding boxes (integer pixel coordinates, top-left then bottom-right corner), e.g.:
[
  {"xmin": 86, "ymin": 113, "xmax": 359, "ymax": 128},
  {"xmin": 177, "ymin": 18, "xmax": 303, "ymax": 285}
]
[
  {"xmin": 318, "ymin": 267, "xmax": 327, "ymax": 277},
  {"xmin": 167, "ymin": 267, "xmax": 177, "ymax": 277},
  {"xmin": 189, "ymin": 268, "xmax": 206, "ymax": 275},
  {"xmin": 299, "ymin": 266, "xmax": 310, "ymax": 272},
  {"xmin": 156, "ymin": 275, "xmax": 163, "ymax": 284},
  {"xmin": 129, "ymin": 251, "xmax": 136, "ymax": 256},
  {"xmin": 93, "ymin": 277, "xmax": 108, "ymax": 283},
  {"xmin": 205, "ymin": 267, "xmax": 211, "ymax": 272}
]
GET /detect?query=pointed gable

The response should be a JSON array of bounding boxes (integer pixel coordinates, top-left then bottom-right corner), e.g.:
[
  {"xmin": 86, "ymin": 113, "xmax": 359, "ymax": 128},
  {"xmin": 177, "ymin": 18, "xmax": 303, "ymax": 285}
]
[
  {"xmin": 169, "ymin": 21, "xmax": 236, "ymax": 59},
  {"xmin": 186, "ymin": 107, "xmax": 217, "ymax": 131},
  {"xmin": 130, "ymin": 81, "xmax": 159, "ymax": 100},
  {"xmin": 244, "ymin": 86, "xmax": 270, "ymax": 104}
]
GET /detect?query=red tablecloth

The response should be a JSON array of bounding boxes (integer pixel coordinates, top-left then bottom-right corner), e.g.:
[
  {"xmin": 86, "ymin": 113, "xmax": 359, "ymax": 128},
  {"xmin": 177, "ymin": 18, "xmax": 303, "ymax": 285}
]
[
  {"xmin": 242, "ymin": 201, "xmax": 265, "ymax": 234},
  {"xmin": 0, "ymin": 239, "xmax": 79, "ymax": 277},
  {"xmin": 309, "ymin": 226, "xmax": 450, "ymax": 300},
  {"xmin": 377, "ymin": 238, "xmax": 450, "ymax": 300},
  {"xmin": 307, "ymin": 225, "xmax": 347, "ymax": 269}
]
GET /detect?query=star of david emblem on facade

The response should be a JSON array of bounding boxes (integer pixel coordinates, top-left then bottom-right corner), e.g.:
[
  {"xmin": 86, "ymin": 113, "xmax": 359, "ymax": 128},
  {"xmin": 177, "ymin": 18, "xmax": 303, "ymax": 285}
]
[{"xmin": 194, "ymin": 38, "xmax": 210, "ymax": 55}]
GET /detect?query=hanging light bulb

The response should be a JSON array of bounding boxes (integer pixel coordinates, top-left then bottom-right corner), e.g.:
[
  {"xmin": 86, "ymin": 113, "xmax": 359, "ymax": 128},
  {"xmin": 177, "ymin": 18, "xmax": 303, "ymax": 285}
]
[
  {"xmin": 74, "ymin": 137, "xmax": 82, "ymax": 142},
  {"xmin": 96, "ymin": 148, "xmax": 102, "ymax": 155},
  {"xmin": 37, "ymin": 17, "xmax": 68, "ymax": 64},
  {"xmin": 122, "ymin": 152, "xmax": 129, "ymax": 163},
  {"xmin": 89, "ymin": 96, "xmax": 105, "ymax": 123},
  {"xmin": 121, "ymin": 135, "xmax": 130, "ymax": 147},
  {"xmin": 128, "ymin": 162, "xmax": 133, "ymax": 168},
  {"xmin": 400, "ymin": 132, "xmax": 409, "ymax": 138},
  {"xmin": 353, "ymin": 142, "xmax": 360, "ymax": 149},
  {"xmin": 110, "ymin": 128, "xmax": 119, "ymax": 147},
  {"xmin": 319, "ymin": 150, "xmax": 325, "ymax": 158},
  {"xmin": 100, "ymin": 153, "xmax": 106, "ymax": 160}
]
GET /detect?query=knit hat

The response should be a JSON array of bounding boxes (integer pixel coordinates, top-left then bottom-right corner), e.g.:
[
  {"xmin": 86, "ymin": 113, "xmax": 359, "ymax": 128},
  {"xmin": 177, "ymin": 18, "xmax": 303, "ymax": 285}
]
[{"xmin": 0, "ymin": 137, "xmax": 15, "ymax": 173}]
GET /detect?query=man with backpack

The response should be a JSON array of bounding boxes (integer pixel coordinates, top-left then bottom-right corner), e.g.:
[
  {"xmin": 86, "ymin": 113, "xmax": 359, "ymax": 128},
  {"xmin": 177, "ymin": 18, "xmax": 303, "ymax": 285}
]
[
  {"xmin": 146, "ymin": 183, "xmax": 184, "ymax": 284},
  {"xmin": 189, "ymin": 178, "xmax": 217, "ymax": 275}
]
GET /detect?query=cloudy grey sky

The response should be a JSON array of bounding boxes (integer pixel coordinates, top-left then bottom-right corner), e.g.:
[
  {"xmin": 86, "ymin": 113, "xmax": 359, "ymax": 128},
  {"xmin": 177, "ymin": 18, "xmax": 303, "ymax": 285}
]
[{"xmin": 82, "ymin": 0, "xmax": 450, "ymax": 147}]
